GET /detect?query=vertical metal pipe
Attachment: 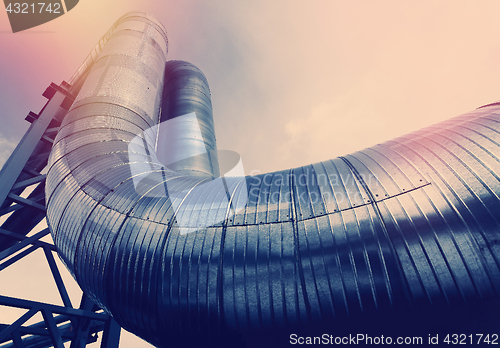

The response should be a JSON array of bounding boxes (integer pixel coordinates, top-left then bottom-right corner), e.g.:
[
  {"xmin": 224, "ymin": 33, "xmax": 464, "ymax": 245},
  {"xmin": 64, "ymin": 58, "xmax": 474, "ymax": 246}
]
[{"xmin": 158, "ymin": 61, "xmax": 220, "ymax": 178}]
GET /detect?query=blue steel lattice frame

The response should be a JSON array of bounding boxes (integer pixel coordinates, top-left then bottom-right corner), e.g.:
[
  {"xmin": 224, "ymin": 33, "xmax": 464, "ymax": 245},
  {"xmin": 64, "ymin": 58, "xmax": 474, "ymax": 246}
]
[{"xmin": 0, "ymin": 82, "xmax": 121, "ymax": 348}]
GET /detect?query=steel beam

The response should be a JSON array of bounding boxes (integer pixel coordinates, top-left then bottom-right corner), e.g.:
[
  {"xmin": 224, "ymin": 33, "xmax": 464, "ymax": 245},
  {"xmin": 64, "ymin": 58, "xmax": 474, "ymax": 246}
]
[{"xmin": 0, "ymin": 87, "xmax": 69, "ymax": 210}]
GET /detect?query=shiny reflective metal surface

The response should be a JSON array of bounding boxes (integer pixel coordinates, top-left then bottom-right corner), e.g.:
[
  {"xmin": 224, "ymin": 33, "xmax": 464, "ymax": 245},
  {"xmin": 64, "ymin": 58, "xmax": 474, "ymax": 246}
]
[
  {"xmin": 46, "ymin": 12, "xmax": 500, "ymax": 347},
  {"xmin": 160, "ymin": 61, "xmax": 220, "ymax": 178}
]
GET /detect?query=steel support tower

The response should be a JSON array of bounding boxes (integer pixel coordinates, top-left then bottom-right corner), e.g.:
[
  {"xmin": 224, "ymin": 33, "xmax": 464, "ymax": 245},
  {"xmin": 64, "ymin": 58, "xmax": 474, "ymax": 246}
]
[{"xmin": 0, "ymin": 81, "xmax": 121, "ymax": 348}]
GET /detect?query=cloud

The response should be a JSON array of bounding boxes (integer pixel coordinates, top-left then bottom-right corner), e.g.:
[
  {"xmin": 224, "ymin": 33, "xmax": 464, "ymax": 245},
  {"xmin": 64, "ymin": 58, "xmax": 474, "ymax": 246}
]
[{"xmin": 277, "ymin": 78, "xmax": 396, "ymax": 169}]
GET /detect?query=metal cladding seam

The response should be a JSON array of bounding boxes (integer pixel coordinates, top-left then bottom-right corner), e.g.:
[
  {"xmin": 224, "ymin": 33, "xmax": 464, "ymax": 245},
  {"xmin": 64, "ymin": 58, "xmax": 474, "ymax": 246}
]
[{"xmin": 46, "ymin": 13, "xmax": 500, "ymax": 347}]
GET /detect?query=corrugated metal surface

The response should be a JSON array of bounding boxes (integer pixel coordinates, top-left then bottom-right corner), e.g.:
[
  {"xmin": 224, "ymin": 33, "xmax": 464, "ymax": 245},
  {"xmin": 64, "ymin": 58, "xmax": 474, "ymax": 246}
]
[{"xmin": 46, "ymin": 13, "xmax": 500, "ymax": 348}]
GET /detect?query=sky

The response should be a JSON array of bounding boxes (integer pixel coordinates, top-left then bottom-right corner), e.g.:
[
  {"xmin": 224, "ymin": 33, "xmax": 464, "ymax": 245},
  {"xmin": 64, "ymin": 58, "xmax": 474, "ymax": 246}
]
[{"xmin": 2, "ymin": 1, "xmax": 500, "ymax": 347}]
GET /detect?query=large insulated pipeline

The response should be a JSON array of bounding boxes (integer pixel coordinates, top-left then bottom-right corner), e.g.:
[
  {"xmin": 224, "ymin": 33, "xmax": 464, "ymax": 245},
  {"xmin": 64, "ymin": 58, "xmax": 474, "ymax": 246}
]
[{"xmin": 46, "ymin": 12, "xmax": 500, "ymax": 347}]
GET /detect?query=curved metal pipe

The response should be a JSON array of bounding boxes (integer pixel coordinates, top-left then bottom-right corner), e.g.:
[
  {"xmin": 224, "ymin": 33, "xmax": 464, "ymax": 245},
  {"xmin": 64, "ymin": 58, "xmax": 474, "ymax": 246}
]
[{"xmin": 46, "ymin": 13, "xmax": 500, "ymax": 347}]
